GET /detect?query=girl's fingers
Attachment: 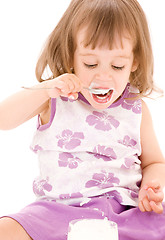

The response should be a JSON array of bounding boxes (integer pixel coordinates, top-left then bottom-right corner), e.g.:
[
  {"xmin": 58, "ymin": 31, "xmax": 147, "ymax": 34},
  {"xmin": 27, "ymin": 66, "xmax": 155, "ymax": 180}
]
[
  {"xmin": 147, "ymin": 188, "xmax": 164, "ymax": 202},
  {"xmin": 139, "ymin": 198, "xmax": 164, "ymax": 214},
  {"xmin": 56, "ymin": 74, "xmax": 82, "ymax": 94},
  {"xmin": 139, "ymin": 201, "xmax": 146, "ymax": 212},
  {"xmin": 139, "ymin": 188, "xmax": 147, "ymax": 201},
  {"xmin": 150, "ymin": 201, "xmax": 164, "ymax": 214},
  {"xmin": 143, "ymin": 180, "xmax": 161, "ymax": 192},
  {"xmin": 142, "ymin": 197, "xmax": 152, "ymax": 212},
  {"xmin": 45, "ymin": 74, "xmax": 82, "ymax": 98},
  {"xmin": 68, "ymin": 93, "xmax": 78, "ymax": 100},
  {"xmin": 139, "ymin": 181, "xmax": 164, "ymax": 213}
]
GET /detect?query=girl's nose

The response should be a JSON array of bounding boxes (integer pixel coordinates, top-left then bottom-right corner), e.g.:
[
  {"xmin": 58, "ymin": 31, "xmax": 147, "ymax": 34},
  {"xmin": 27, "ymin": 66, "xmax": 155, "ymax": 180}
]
[
  {"xmin": 95, "ymin": 65, "xmax": 112, "ymax": 82},
  {"xmin": 95, "ymin": 71, "xmax": 112, "ymax": 84}
]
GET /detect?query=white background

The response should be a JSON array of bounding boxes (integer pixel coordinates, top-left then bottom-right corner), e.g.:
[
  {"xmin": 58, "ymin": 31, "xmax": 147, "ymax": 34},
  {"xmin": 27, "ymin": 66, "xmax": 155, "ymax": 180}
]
[{"xmin": 0, "ymin": 1, "xmax": 164, "ymax": 215}]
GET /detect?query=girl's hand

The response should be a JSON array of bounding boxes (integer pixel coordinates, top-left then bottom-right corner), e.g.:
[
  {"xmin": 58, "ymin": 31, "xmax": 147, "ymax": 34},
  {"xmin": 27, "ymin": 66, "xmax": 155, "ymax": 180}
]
[
  {"xmin": 138, "ymin": 180, "xmax": 164, "ymax": 214},
  {"xmin": 44, "ymin": 73, "xmax": 82, "ymax": 100}
]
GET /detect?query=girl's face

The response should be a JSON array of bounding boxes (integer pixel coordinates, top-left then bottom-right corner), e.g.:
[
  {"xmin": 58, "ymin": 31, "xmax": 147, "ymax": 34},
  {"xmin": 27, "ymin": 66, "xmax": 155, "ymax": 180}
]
[{"xmin": 73, "ymin": 28, "xmax": 138, "ymax": 109}]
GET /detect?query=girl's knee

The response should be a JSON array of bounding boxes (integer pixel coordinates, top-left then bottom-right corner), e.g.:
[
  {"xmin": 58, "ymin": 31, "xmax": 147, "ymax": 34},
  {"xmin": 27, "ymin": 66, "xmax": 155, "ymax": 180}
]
[{"xmin": 0, "ymin": 217, "xmax": 32, "ymax": 240}]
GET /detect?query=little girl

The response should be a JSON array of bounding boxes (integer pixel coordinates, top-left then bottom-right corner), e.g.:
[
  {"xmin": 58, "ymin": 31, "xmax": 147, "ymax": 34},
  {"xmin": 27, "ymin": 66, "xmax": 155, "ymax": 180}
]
[{"xmin": 0, "ymin": 0, "xmax": 165, "ymax": 239}]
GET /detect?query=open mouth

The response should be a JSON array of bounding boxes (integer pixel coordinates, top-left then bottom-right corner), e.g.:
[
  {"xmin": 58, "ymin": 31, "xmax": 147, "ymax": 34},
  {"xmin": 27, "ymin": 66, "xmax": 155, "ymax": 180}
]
[{"xmin": 92, "ymin": 89, "xmax": 114, "ymax": 103}]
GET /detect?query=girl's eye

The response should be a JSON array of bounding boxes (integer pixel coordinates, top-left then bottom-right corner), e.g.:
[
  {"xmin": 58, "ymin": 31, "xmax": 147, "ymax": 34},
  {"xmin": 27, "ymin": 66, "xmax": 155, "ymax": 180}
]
[
  {"xmin": 84, "ymin": 63, "xmax": 97, "ymax": 69},
  {"xmin": 112, "ymin": 65, "xmax": 125, "ymax": 71}
]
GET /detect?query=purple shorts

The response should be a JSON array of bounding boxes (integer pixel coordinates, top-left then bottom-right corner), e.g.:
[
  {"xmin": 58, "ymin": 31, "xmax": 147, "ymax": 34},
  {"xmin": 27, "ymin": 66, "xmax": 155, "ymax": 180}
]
[{"xmin": 3, "ymin": 196, "xmax": 165, "ymax": 240}]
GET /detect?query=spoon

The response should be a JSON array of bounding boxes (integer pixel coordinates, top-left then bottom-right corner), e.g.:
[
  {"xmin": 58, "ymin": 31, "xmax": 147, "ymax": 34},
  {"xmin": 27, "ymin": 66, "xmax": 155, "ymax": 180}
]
[
  {"xmin": 83, "ymin": 87, "xmax": 111, "ymax": 95},
  {"xmin": 22, "ymin": 86, "xmax": 111, "ymax": 95}
]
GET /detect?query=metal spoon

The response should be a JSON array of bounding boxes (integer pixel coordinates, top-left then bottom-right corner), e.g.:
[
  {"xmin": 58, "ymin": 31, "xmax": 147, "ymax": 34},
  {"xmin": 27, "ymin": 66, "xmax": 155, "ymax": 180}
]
[
  {"xmin": 83, "ymin": 87, "xmax": 110, "ymax": 95},
  {"xmin": 22, "ymin": 86, "xmax": 111, "ymax": 95}
]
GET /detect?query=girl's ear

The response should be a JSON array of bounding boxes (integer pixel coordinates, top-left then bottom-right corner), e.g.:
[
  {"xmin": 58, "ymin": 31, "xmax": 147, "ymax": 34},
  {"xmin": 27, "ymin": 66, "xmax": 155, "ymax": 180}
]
[{"xmin": 131, "ymin": 58, "xmax": 139, "ymax": 72}]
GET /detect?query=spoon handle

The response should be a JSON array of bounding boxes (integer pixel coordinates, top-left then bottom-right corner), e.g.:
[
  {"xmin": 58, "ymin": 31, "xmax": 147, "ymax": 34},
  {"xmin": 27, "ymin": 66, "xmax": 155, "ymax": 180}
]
[{"xmin": 22, "ymin": 86, "xmax": 110, "ymax": 95}]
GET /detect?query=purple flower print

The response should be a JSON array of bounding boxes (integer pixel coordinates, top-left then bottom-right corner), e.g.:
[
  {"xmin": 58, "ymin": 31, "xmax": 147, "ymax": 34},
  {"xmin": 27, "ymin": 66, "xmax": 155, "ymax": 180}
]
[
  {"xmin": 33, "ymin": 178, "xmax": 52, "ymax": 196},
  {"xmin": 93, "ymin": 145, "xmax": 117, "ymax": 161},
  {"xmin": 58, "ymin": 152, "xmax": 82, "ymax": 169},
  {"xmin": 121, "ymin": 158, "xmax": 135, "ymax": 170},
  {"xmin": 122, "ymin": 98, "xmax": 141, "ymax": 114},
  {"xmin": 105, "ymin": 190, "xmax": 123, "ymax": 204},
  {"xmin": 60, "ymin": 96, "xmax": 75, "ymax": 102},
  {"xmin": 85, "ymin": 171, "xmax": 120, "ymax": 189},
  {"xmin": 31, "ymin": 145, "xmax": 43, "ymax": 153},
  {"xmin": 59, "ymin": 192, "xmax": 83, "ymax": 200},
  {"xmin": 118, "ymin": 135, "xmax": 137, "ymax": 148},
  {"xmin": 57, "ymin": 129, "xmax": 84, "ymax": 150},
  {"xmin": 86, "ymin": 111, "xmax": 120, "ymax": 131}
]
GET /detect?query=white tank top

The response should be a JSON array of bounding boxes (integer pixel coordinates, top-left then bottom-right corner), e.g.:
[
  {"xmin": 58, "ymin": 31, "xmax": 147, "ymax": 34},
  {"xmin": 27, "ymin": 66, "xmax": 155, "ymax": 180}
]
[{"xmin": 31, "ymin": 84, "xmax": 142, "ymax": 206}]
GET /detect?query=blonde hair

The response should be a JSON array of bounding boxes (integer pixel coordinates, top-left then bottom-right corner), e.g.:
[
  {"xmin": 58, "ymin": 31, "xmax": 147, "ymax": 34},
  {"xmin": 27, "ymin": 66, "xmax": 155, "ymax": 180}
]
[{"xmin": 35, "ymin": 0, "xmax": 156, "ymax": 97}]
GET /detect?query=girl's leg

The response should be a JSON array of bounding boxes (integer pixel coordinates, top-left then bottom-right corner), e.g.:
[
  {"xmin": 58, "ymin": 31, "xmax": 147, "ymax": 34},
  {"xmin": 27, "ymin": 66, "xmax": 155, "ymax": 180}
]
[{"xmin": 0, "ymin": 217, "xmax": 32, "ymax": 240}]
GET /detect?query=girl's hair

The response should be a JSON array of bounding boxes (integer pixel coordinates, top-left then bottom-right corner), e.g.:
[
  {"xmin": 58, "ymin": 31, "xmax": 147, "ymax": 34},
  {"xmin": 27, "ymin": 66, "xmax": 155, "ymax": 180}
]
[{"xmin": 35, "ymin": 0, "xmax": 157, "ymax": 97}]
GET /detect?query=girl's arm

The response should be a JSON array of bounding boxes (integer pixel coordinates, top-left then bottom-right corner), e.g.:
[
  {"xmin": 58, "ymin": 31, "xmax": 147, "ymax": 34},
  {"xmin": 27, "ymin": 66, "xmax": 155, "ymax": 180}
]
[
  {"xmin": 0, "ymin": 74, "xmax": 81, "ymax": 130},
  {"xmin": 139, "ymin": 100, "xmax": 165, "ymax": 213},
  {"xmin": 0, "ymin": 81, "xmax": 49, "ymax": 130}
]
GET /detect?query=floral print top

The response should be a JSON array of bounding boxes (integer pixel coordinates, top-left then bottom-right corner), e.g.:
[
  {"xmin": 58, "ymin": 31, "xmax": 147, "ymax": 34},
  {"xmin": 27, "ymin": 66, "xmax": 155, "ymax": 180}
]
[{"xmin": 31, "ymin": 84, "xmax": 142, "ymax": 206}]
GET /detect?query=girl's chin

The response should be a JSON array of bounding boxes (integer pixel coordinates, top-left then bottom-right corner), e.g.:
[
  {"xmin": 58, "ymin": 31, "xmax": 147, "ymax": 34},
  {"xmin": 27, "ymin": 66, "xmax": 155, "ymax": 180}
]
[{"xmin": 90, "ymin": 101, "xmax": 114, "ymax": 109}]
